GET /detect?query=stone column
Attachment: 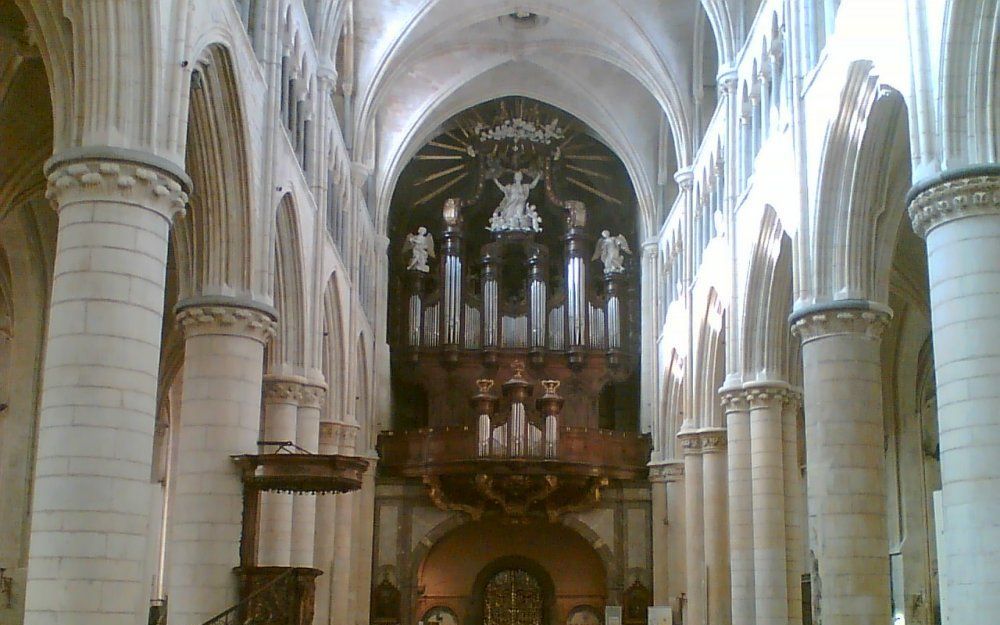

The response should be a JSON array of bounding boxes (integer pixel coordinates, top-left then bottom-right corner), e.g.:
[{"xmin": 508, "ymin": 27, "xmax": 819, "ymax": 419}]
[
  {"xmin": 24, "ymin": 152, "xmax": 188, "ymax": 625},
  {"xmin": 908, "ymin": 168, "xmax": 1000, "ymax": 622},
  {"xmin": 781, "ymin": 389, "xmax": 805, "ymax": 625},
  {"xmin": 745, "ymin": 383, "xmax": 789, "ymax": 625},
  {"xmin": 313, "ymin": 420, "xmax": 345, "ymax": 625},
  {"xmin": 790, "ymin": 302, "xmax": 891, "ymax": 625},
  {"xmin": 258, "ymin": 376, "xmax": 303, "ymax": 566},
  {"xmin": 663, "ymin": 463, "xmax": 686, "ymax": 620},
  {"xmin": 166, "ymin": 298, "xmax": 277, "ymax": 624},
  {"xmin": 678, "ymin": 430, "xmax": 705, "ymax": 625},
  {"xmin": 290, "ymin": 381, "xmax": 325, "ymax": 566},
  {"xmin": 700, "ymin": 428, "xmax": 730, "ymax": 625},
  {"xmin": 721, "ymin": 388, "xmax": 755, "ymax": 625},
  {"xmin": 649, "ymin": 464, "xmax": 669, "ymax": 605},
  {"xmin": 649, "ymin": 461, "xmax": 685, "ymax": 606}
]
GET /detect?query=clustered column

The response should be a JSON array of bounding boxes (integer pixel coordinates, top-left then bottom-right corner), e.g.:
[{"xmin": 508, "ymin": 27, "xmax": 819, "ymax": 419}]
[
  {"xmin": 791, "ymin": 302, "xmax": 891, "ymax": 625},
  {"xmin": 907, "ymin": 167, "xmax": 1000, "ymax": 622},
  {"xmin": 166, "ymin": 298, "xmax": 277, "ymax": 624},
  {"xmin": 24, "ymin": 154, "xmax": 187, "ymax": 625}
]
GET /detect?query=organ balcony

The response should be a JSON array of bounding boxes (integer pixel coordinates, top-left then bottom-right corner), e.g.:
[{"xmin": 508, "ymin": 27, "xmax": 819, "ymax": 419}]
[{"xmin": 378, "ymin": 364, "xmax": 651, "ymax": 522}]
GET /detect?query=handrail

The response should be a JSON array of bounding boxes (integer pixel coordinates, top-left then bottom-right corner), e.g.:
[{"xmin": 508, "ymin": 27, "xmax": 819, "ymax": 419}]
[{"xmin": 200, "ymin": 567, "xmax": 295, "ymax": 625}]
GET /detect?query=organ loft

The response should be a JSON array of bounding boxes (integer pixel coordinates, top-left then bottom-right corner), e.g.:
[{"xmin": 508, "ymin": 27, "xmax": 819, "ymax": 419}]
[{"xmin": 375, "ymin": 98, "xmax": 653, "ymax": 625}]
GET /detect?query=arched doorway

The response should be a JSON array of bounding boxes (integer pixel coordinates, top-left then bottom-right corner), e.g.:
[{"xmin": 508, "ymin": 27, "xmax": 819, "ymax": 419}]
[{"xmin": 483, "ymin": 568, "xmax": 544, "ymax": 625}]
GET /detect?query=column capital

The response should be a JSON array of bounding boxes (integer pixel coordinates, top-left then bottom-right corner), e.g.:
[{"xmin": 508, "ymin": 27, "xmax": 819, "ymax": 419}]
[
  {"xmin": 45, "ymin": 147, "xmax": 190, "ymax": 221},
  {"xmin": 678, "ymin": 427, "xmax": 728, "ymax": 454},
  {"xmin": 673, "ymin": 167, "xmax": 694, "ymax": 190},
  {"xmin": 743, "ymin": 382, "xmax": 791, "ymax": 410},
  {"xmin": 717, "ymin": 67, "xmax": 739, "ymax": 93},
  {"xmin": 299, "ymin": 382, "xmax": 328, "ymax": 409},
  {"xmin": 175, "ymin": 297, "xmax": 278, "ymax": 343},
  {"xmin": 907, "ymin": 166, "xmax": 1000, "ymax": 238},
  {"xmin": 789, "ymin": 300, "xmax": 892, "ymax": 344},
  {"xmin": 262, "ymin": 375, "xmax": 306, "ymax": 405},
  {"xmin": 699, "ymin": 427, "xmax": 728, "ymax": 453},
  {"xmin": 648, "ymin": 460, "xmax": 685, "ymax": 483},
  {"xmin": 319, "ymin": 420, "xmax": 360, "ymax": 452},
  {"xmin": 718, "ymin": 385, "xmax": 749, "ymax": 412}
]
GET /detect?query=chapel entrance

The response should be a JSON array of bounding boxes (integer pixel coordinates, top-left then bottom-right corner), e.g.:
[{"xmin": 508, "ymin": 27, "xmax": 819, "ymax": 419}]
[{"xmin": 483, "ymin": 569, "xmax": 544, "ymax": 625}]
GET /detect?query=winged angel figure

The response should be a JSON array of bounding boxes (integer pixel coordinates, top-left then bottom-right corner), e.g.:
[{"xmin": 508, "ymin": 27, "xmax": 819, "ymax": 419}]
[
  {"xmin": 403, "ymin": 226, "xmax": 435, "ymax": 272},
  {"xmin": 593, "ymin": 229, "xmax": 631, "ymax": 274}
]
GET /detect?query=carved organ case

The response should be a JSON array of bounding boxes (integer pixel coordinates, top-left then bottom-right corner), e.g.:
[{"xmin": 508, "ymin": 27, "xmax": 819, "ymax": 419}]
[{"xmin": 381, "ymin": 97, "xmax": 648, "ymax": 522}]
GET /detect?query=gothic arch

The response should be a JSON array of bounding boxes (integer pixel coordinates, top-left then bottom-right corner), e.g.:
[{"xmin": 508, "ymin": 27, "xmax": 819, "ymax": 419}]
[
  {"xmin": 658, "ymin": 349, "xmax": 685, "ymax": 460},
  {"xmin": 322, "ymin": 271, "xmax": 350, "ymax": 420},
  {"xmin": 939, "ymin": 0, "xmax": 1000, "ymax": 167},
  {"xmin": 270, "ymin": 194, "xmax": 307, "ymax": 369},
  {"xmin": 173, "ymin": 43, "xmax": 256, "ymax": 301},
  {"xmin": 806, "ymin": 61, "xmax": 910, "ymax": 305},
  {"xmin": 693, "ymin": 287, "xmax": 725, "ymax": 429},
  {"xmin": 740, "ymin": 204, "xmax": 793, "ymax": 381}
]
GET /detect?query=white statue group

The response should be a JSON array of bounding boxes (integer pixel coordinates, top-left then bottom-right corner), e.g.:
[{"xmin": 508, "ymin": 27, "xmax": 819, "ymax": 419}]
[{"xmin": 488, "ymin": 170, "xmax": 543, "ymax": 233}]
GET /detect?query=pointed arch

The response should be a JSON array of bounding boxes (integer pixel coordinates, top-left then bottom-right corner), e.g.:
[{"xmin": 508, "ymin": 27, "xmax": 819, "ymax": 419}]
[
  {"xmin": 694, "ymin": 288, "xmax": 726, "ymax": 429},
  {"xmin": 174, "ymin": 43, "xmax": 255, "ymax": 300},
  {"xmin": 741, "ymin": 205, "xmax": 793, "ymax": 381},
  {"xmin": 658, "ymin": 349, "xmax": 685, "ymax": 459},
  {"xmin": 807, "ymin": 62, "xmax": 910, "ymax": 304},
  {"xmin": 270, "ymin": 194, "xmax": 307, "ymax": 368},
  {"xmin": 939, "ymin": 0, "xmax": 1000, "ymax": 167},
  {"xmin": 322, "ymin": 271, "xmax": 350, "ymax": 421}
]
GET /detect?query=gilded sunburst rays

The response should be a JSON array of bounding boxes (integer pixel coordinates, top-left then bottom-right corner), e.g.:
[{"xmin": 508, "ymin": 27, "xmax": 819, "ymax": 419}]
[{"xmin": 411, "ymin": 96, "xmax": 624, "ymax": 207}]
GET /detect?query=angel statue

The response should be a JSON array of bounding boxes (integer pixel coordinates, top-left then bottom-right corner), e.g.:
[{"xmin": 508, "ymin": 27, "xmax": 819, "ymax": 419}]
[
  {"xmin": 403, "ymin": 226, "xmax": 435, "ymax": 272},
  {"xmin": 488, "ymin": 170, "xmax": 543, "ymax": 232},
  {"xmin": 593, "ymin": 230, "xmax": 632, "ymax": 274}
]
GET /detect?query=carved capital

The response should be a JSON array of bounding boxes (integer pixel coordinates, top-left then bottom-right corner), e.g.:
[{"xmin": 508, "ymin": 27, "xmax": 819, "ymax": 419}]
[
  {"xmin": 648, "ymin": 461, "xmax": 685, "ymax": 483},
  {"xmin": 45, "ymin": 157, "xmax": 188, "ymax": 221},
  {"xmin": 262, "ymin": 376, "xmax": 305, "ymax": 405},
  {"xmin": 908, "ymin": 171, "xmax": 1000, "ymax": 238},
  {"xmin": 699, "ymin": 428, "xmax": 728, "ymax": 453},
  {"xmin": 176, "ymin": 304, "xmax": 277, "ymax": 343},
  {"xmin": 744, "ymin": 384, "xmax": 789, "ymax": 411},
  {"xmin": 677, "ymin": 428, "xmax": 727, "ymax": 454},
  {"xmin": 299, "ymin": 382, "xmax": 328, "ymax": 409},
  {"xmin": 320, "ymin": 420, "xmax": 360, "ymax": 452},
  {"xmin": 782, "ymin": 387, "xmax": 803, "ymax": 412},
  {"xmin": 718, "ymin": 388, "xmax": 749, "ymax": 413},
  {"xmin": 790, "ymin": 302, "xmax": 891, "ymax": 344}
]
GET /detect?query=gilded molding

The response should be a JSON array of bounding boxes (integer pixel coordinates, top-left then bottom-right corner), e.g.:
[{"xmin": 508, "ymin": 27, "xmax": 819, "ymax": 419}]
[
  {"xmin": 791, "ymin": 307, "xmax": 891, "ymax": 344},
  {"xmin": 908, "ymin": 172, "xmax": 1000, "ymax": 238},
  {"xmin": 175, "ymin": 304, "xmax": 277, "ymax": 343},
  {"xmin": 45, "ymin": 158, "xmax": 188, "ymax": 220}
]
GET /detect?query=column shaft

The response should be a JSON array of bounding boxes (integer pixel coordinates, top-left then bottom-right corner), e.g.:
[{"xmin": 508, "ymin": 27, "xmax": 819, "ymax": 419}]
[
  {"xmin": 679, "ymin": 432, "xmax": 705, "ymax": 625},
  {"xmin": 747, "ymin": 386, "xmax": 789, "ymax": 625},
  {"xmin": 650, "ymin": 469, "xmax": 670, "ymax": 606},
  {"xmin": 792, "ymin": 305, "xmax": 891, "ymax": 625},
  {"xmin": 313, "ymin": 420, "xmax": 343, "ymax": 625},
  {"xmin": 290, "ymin": 383, "xmax": 324, "ymax": 566},
  {"xmin": 782, "ymin": 391, "xmax": 805, "ymax": 625},
  {"xmin": 701, "ymin": 429, "xmax": 730, "ymax": 625},
  {"xmin": 723, "ymin": 390, "xmax": 755, "ymax": 625},
  {"xmin": 24, "ymin": 157, "xmax": 186, "ymax": 625},
  {"xmin": 258, "ymin": 377, "xmax": 301, "ymax": 566},
  {"xmin": 909, "ymin": 171, "xmax": 1000, "ymax": 622},
  {"xmin": 166, "ymin": 302, "xmax": 275, "ymax": 624}
]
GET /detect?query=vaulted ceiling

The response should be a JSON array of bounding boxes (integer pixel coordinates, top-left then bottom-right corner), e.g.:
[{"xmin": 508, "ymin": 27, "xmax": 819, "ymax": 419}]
[{"xmin": 353, "ymin": 0, "xmax": 724, "ymax": 239}]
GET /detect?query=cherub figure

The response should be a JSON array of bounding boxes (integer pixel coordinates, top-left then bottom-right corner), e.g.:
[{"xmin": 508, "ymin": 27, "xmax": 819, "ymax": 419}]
[
  {"xmin": 593, "ymin": 230, "xmax": 632, "ymax": 274},
  {"xmin": 403, "ymin": 226, "xmax": 435, "ymax": 272}
]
